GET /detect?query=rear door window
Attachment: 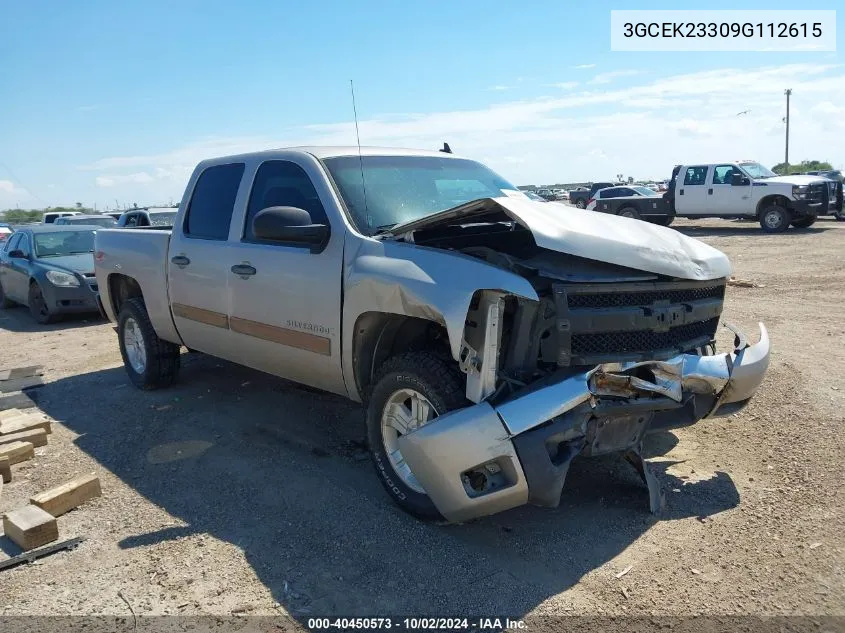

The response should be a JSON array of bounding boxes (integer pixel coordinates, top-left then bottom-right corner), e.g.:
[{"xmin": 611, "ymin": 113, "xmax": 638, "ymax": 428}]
[
  {"xmin": 184, "ymin": 163, "xmax": 245, "ymax": 240},
  {"xmin": 684, "ymin": 166, "xmax": 708, "ymax": 186}
]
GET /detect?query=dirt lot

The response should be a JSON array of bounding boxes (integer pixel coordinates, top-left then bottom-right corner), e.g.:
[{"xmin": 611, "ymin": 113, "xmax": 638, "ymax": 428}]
[{"xmin": 0, "ymin": 217, "xmax": 843, "ymax": 623}]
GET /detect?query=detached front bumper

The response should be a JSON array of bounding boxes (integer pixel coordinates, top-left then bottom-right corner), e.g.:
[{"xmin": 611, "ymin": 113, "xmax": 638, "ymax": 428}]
[{"xmin": 398, "ymin": 322, "xmax": 770, "ymax": 523}]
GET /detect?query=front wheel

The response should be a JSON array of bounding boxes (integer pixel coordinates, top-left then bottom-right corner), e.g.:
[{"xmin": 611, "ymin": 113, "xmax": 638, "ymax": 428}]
[
  {"xmin": 366, "ymin": 351, "xmax": 468, "ymax": 520},
  {"xmin": 28, "ymin": 281, "xmax": 59, "ymax": 324},
  {"xmin": 0, "ymin": 279, "xmax": 14, "ymax": 308},
  {"xmin": 117, "ymin": 297, "xmax": 181, "ymax": 390},
  {"xmin": 834, "ymin": 210, "xmax": 845, "ymax": 222},
  {"xmin": 791, "ymin": 215, "xmax": 817, "ymax": 229},
  {"xmin": 759, "ymin": 205, "xmax": 791, "ymax": 233}
]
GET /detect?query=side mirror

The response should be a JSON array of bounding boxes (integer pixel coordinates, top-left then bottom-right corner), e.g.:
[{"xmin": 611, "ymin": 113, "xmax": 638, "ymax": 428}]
[
  {"xmin": 8, "ymin": 249, "xmax": 25, "ymax": 259},
  {"xmin": 730, "ymin": 173, "xmax": 750, "ymax": 186},
  {"xmin": 252, "ymin": 206, "xmax": 329, "ymax": 250}
]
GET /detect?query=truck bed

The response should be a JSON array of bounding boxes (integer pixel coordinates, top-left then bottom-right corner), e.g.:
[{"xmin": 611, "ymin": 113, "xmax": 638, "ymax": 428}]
[
  {"xmin": 593, "ymin": 195, "xmax": 673, "ymax": 220},
  {"xmin": 94, "ymin": 228, "xmax": 182, "ymax": 345}
]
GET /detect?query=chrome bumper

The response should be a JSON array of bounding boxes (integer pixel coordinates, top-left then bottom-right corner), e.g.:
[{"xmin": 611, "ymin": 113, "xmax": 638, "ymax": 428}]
[{"xmin": 399, "ymin": 323, "xmax": 770, "ymax": 523}]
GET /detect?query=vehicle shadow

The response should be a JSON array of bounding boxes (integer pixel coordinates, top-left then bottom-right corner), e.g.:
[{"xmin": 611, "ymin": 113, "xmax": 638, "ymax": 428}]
[
  {"xmin": 0, "ymin": 305, "xmax": 106, "ymax": 333},
  {"xmin": 674, "ymin": 224, "xmax": 830, "ymax": 238},
  {"xmin": 32, "ymin": 355, "xmax": 739, "ymax": 618}
]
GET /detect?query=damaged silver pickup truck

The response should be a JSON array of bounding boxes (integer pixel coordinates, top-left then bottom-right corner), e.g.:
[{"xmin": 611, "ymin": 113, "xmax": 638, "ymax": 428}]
[{"xmin": 94, "ymin": 147, "xmax": 770, "ymax": 523}]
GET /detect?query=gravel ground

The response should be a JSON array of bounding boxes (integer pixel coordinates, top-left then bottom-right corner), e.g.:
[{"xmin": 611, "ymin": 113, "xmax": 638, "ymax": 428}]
[{"xmin": 0, "ymin": 217, "xmax": 843, "ymax": 624}]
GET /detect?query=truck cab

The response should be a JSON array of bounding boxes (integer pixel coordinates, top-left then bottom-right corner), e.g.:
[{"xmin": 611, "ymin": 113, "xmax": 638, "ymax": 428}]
[{"xmin": 667, "ymin": 161, "xmax": 840, "ymax": 232}]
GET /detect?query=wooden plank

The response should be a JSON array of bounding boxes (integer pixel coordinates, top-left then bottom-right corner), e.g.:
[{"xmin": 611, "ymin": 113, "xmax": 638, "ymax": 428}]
[
  {"xmin": 2, "ymin": 505, "xmax": 59, "ymax": 550},
  {"xmin": 30, "ymin": 473, "xmax": 101, "ymax": 517},
  {"xmin": 0, "ymin": 366, "xmax": 43, "ymax": 381},
  {"xmin": 0, "ymin": 408, "xmax": 26, "ymax": 422},
  {"xmin": 0, "ymin": 456, "xmax": 9, "ymax": 483},
  {"xmin": 0, "ymin": 441, "xmax": 35, "ymax": 465},
  {"xmin": 0, "ymin": 392, "xmax": 38, "ymax": 411},
  {"xmin": 0, "ymin": 376, "xmax": 44, "ymax": 393},
  {"xmin": 0, "ymin": 413, "xmax": 51, "ymax": 436},
  {"xmin": 0, "ymin": 428, "xmax": 47, "ymax": 448}
]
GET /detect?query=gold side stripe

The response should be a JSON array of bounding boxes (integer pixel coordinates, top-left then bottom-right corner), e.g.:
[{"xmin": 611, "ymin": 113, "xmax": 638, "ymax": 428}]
[
  {"xmin": 172, "ymin": 303, "xmax": 229, "ymax": 329},
  {"xmin": 230, "ymin": 316, "xmax": 331, "ymax": 356}
]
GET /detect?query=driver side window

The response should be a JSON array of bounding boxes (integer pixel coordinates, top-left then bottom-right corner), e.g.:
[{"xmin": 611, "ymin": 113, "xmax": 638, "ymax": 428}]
[
  {"xmin": 18, "ymin": 234, "xmax": 32, "ymax": 257},
  {"xmin": 243, "ymin": 160, "xmax": 328, "ymax": 243},
  {"xmin": 712, "ymin": 165, "xmax": 741, "ymax": 185},
  {"xmin": 4, "ymin": 233, "xmax": 21, "ymax": 253}
]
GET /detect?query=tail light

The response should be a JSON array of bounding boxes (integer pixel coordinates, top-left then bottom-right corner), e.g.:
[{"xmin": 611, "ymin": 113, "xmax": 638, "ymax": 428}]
[
  {"xmin": 586, "ymin": 198, "xmax": 595, "ymax": 207},
  {"xmin": 95, "ymin": 250, "xmax": 105, "ymax": 263}
]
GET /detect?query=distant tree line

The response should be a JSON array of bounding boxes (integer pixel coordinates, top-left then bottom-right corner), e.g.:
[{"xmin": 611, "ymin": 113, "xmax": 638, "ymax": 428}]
[
  {"xmin": 771, "ymin": 160, "xmax": 833, "ymax": 175},
  {"xmin": 0, "ymin": 202, "xmax": 94, "ymax": 224}
]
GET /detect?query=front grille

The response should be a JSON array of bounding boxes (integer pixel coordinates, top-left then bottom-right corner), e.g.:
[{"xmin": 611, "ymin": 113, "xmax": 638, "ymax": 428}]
[
  {"xmin": 808, "ymin": 183, "xmax": 827, "ymax": 205},
  {"xmin": 551, "ymin": 279, "xmax": 726, "ymax": 366},
  {"xmin": 567, "ymin": 284, "xmax": 724, "ymax": 309},
  {"xmin": 572, "ymin": 317, "xmax": 719, "ymax": 357}
]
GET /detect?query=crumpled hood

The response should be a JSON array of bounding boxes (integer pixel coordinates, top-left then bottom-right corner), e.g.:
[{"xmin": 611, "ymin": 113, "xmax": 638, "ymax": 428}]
[{"xmin": 389, "ymin": 197, "xmax": 732, "ymax": 281}]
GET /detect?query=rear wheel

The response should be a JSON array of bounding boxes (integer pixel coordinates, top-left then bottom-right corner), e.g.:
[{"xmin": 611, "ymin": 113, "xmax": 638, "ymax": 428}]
[
  {"xmin": 575, "ymin": 199, "xmax": 586, "ymax": 209},
  {"xmin": 117, "ymin": 297, "xmax": 181, "ymax": 390},
  {"xmin": 617, "ymin": 206, "xmax": 640, "ymax": 220},
  {"xmin": 834, "ymin": 209, "xmax": 845, "ymax": 222},
  {"xmin": 759, "ymin": 205, "xmax": 791, "ymax": 233},
  {"xmin": 650, "ymin": 215, "xmax": 674, "ymax": 227},
  {"xmin": 366, "ymin": 351, "xmax": 468, "ymax": 520},
  {"xmin": 791, "ymin": 215, "xmax": 817, "ymax": 229},
  {"xmin": 28, "ymin": 281, "xmax": 59, "ymax": 324}
]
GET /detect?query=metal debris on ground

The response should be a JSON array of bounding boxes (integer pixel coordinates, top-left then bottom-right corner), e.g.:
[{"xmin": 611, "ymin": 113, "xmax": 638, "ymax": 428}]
[
  {"xmin": 615, "ymin": 565, "xmax": 633, "ymax": 579},
  {"xmin": 727, "ymin": 276, "xmax": 764, "ymax": 288},
  {"xmin": 0, "ymin": 536, "xmax": 86, "ymax": 572}
]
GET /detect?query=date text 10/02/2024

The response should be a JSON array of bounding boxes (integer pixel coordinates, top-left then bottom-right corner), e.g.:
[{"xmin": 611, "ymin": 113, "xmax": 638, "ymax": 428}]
[{"xmin": 307, "ymin": 617, "xmax": 527, "ymax": 630}]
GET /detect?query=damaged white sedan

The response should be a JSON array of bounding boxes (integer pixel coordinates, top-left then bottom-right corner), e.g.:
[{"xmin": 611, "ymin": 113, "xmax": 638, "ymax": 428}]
[{"xmin": 93, "ymin": 146, "xmax": 770, "ymax": 523}]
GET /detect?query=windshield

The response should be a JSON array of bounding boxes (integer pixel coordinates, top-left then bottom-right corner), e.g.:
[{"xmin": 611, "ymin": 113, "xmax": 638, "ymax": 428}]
[
  {"xmin": 149, "ymin": 211, "xmax": 177, "ymax": 226},
  {"xmin": 738, "ymin": 162, "xmax": 776, "ymax": 179},
  {"xmin": 34, "ymin": 230, "xmax": 95, "ymax": 257},
  {"xmin": 322, "ymin": 155, "xmax": 522, "ymax": 234},
  {"xmin": 632, "ymin": 186, "xmax": 659, "ymax": 196},
  {"xmin": 67, "ymin": 217, "xmax": 116, "ymax": 227}
]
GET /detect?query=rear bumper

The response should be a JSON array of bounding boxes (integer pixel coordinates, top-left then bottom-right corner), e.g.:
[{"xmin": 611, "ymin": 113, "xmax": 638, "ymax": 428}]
[{"xmin": 399, "ymin": 322, "xmax": 770, "ymax": 523}]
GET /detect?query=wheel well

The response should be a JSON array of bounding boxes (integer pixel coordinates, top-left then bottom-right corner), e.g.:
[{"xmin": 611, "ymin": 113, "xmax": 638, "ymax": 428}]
[
  {"xmin": 756, "ymin": 194, "xmax": 791, "ymax": 216},
  {"xmin": 108, "ymin": 273, "xmax": 143, "ymax": 316},
  {"xmin": 353, "ymin": 313, "xmax": 452, "ymax": 401}
]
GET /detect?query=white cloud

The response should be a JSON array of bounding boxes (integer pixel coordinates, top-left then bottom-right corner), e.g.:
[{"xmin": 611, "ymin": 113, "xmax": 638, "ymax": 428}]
[
  {"xmin": 588, "ymin": 70, "xmax": 643, "ymax": 85},
  {"xmin": 489, "ymin": 85, "xmax": 509, "ymax": 91},
  {"xmin": 95, "ymin": 172, "xmax": 154, "ymax": 188},
  {"xmin": 0, "ymin": 180, "xmax": 27, "ymax": 195},
  {"xmin": 78, "ymin": 62, "xmax": 845, "ymax": 198},
  {"xmin": 573, "ymin": 64, "xmax": 596, "ymax": 69},
  {"xmin": 548, "ymin": 81, "xmax": 579, "ymax": 90}
]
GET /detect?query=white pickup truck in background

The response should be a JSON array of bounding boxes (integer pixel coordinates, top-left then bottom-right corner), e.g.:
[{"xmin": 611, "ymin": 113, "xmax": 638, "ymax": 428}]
[{"xmin": 665, "ymin": 161, "xmax": 842, "ymax": 233}]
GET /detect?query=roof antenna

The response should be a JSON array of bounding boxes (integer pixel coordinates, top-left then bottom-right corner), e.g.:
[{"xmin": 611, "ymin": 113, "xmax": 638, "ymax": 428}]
[
  {"xmin": 350, "ymin": 80, "xmax": 370, "ymax": 224},
  {"xmin": 440, "ymin": 142, "xmax": 452, "ymax": 154}
]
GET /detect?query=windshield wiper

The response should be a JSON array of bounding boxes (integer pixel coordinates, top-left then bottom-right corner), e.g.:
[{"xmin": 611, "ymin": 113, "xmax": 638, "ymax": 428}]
[{"xmin": 374, "ymin": 223, "xmax": 397, "ymax": 235}]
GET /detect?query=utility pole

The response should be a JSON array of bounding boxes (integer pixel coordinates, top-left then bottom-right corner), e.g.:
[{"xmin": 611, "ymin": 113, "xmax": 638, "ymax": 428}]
[{"xmin": 784, "ymin": 88, "xmax": 792, "ymax": 168}]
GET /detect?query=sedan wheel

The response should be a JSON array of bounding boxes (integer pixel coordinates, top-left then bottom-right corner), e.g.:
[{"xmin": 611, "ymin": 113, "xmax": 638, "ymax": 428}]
[{"xmin": 28, "ymin": 282, "xmax": 58, "ymax": 324}]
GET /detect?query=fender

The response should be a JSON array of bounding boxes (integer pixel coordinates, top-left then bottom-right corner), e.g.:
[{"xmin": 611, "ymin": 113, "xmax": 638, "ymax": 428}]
[{"xmin": 341, "ymin": 237, "xmax": 538, "ymax": 402}]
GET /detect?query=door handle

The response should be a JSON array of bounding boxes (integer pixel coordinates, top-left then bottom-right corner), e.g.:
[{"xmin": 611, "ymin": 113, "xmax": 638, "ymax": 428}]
[
  {"xmin": 171, "ymin": 255, "xmax": 190, "ymax": 267},
  {"xmin": 708, "ymin": 188, "xmax": 713, "ymax": 195},
  {"xmin": 679, "ymin": 189, "xmax": 684, "ymax": 196},
  {"xmin": 230, "ymin": 264, "xmax": 256, "ymax": 277}
]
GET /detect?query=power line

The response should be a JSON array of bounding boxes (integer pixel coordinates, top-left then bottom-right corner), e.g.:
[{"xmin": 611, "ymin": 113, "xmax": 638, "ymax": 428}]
[{"xmin": 0, "ymin": 160, "xmax": 51, "ymax": 206}]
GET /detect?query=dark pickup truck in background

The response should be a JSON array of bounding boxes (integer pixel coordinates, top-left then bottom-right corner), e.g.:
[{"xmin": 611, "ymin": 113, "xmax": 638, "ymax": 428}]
[{"xmin": 568, "ymin": 181, "xmax": 615, "ymax": 208}]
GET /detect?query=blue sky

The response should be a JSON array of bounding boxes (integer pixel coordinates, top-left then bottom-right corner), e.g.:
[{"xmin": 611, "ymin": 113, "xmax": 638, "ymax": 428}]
[{"xmin": 1, "ymin": 0, "xmax": 842, "ymax": 210}]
